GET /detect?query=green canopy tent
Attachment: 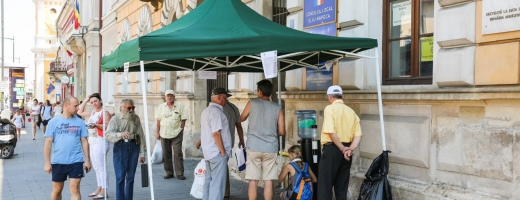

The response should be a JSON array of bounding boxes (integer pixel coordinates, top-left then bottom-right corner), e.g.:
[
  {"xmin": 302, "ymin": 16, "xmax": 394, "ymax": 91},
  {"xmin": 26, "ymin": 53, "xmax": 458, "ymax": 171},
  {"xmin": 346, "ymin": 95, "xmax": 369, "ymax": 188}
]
[
  {"xmin": 101, "ymin": 0, "xmax": 386, "ymax": 198},
  {"xmin": 101, "ymin": 0, "xmax": 377, "ymax": 72}
]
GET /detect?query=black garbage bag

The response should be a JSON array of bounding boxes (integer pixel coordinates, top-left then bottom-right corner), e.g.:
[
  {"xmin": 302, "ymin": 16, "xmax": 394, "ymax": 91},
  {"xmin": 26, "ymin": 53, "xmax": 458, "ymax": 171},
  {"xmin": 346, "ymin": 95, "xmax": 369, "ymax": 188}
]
[{"xmin": 358, "ymin": 150, "xmax": 392, "ymax": 200}]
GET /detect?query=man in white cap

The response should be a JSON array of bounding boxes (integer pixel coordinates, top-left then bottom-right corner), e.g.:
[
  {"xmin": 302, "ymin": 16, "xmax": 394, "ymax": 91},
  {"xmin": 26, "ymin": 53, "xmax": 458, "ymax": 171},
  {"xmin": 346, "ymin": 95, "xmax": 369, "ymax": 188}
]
[
  {"xmin": 318, "ymin": 85, "xmax": 362, "ymax": 200},
  {"xmin": 155, "ymin": 89, "xmax": 188, "ymax": 180}
]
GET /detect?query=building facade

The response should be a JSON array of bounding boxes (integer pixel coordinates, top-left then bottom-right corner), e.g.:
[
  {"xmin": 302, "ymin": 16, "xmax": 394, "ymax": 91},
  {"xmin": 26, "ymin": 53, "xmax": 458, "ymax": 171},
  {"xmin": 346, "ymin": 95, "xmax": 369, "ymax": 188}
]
[
  {"xmin": 32, "ymin": 0, "xmax": 63, "ymax": 102},
  {"xmin": 97, "ymin": 0, "xmax": 519, "ymax": 198},
  {"xmin": 283, "ymin": 0, "xmax": 520, "ymax": 199},
  {"xmin": 53, "ymin": 0, "xmax": 102, "ymax": 104}
]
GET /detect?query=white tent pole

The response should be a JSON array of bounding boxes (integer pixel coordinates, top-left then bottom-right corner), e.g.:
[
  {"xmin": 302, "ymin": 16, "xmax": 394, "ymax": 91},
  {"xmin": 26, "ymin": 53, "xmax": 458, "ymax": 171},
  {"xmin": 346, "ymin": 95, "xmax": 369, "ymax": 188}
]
[
  {"xmin": 374, "ymin": 50, "xmax": 386, "ymax": 151},
  {"xmin": 140, "ymin": 61, "xmax": 155, "ymax": 199},
  {"xmin": 277, "ymin": 68, "xmax": 284, "ymax": 190},
  {"xmin": 102, "ymin": 71, "xmax": 107, "ymax": 200}
]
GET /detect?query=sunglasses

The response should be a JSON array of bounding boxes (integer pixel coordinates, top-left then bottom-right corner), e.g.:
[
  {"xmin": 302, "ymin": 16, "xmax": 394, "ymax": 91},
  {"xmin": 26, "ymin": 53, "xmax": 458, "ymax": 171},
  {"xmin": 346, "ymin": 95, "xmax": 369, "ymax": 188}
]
[{"xmin": 125, "ymin": 106, "xmax": 135, "ymax": 110}]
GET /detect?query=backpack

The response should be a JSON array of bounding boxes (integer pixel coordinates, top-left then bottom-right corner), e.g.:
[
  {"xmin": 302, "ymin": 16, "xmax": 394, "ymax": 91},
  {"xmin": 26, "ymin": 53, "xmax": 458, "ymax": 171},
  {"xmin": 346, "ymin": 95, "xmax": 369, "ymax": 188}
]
[{"xmin": 289, "ymin": 162, "xmax": 313, "ymax": 200}]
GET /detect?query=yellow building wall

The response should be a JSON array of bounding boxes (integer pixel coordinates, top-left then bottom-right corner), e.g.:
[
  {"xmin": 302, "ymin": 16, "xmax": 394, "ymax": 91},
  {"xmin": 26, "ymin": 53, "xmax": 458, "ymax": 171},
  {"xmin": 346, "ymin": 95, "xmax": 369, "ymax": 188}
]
[
  {"xmin": 475, "ymin": 0, "xmax": 520, "ymax": 85},
  {"xmin": 115, "ymin": 0, "xmax": 165, "ymax": 94}
]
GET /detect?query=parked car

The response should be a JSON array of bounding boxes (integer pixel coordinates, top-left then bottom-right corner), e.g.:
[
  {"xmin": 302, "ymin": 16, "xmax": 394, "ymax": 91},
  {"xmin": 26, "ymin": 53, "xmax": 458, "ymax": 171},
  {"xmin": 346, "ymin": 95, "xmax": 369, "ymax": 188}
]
[{"xmin": 0, "ymin": 118, "xmax": 16, "ymax": 159}]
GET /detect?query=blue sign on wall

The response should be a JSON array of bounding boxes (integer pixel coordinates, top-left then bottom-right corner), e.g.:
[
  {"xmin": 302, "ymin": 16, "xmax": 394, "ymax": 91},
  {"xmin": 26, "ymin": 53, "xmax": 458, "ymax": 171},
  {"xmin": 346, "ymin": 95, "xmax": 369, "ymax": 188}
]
[
  {"xmin": 304, "ymin": 0, "xmax": 336, "ymax": 28},
  {"xmin": 304, "ymin": 23, "xmax": 336, "ymax": 91},
  {"xmin": 306, "ymin": 65, "xmax": 333, "ymax": 91},
  {"xmin": 304, "ymin": 23, "xmax": 336, "ymax": 36}
]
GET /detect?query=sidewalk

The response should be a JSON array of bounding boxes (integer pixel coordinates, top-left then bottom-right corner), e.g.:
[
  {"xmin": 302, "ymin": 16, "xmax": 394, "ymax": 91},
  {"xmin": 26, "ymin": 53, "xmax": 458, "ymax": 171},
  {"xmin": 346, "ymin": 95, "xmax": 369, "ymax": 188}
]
[{"xmin": 0, "ymin": 120, "xmax": 282, "ymax": 200}]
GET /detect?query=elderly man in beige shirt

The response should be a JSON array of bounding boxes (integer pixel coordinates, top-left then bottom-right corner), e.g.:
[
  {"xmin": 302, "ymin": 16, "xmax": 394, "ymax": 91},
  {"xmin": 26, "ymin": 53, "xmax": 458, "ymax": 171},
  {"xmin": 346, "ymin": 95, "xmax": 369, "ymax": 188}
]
[{"xmin": 155, "ymin": 89, "xmax": 188, "ymax": 180}]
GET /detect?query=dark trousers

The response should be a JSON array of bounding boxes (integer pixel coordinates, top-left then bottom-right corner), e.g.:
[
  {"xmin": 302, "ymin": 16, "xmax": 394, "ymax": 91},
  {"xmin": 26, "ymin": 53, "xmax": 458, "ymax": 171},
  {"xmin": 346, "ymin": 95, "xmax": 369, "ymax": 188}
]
[
  {"xmin": 317, "ymin": 144, "xmax": 352, "ymax": 200},
  {"xmin": 113, "ymin": 141, "xmax": 140, "ymax": 200},
  {"xmin": 161, "ymin": 133, "xmax": 184, "ymax": 176}
]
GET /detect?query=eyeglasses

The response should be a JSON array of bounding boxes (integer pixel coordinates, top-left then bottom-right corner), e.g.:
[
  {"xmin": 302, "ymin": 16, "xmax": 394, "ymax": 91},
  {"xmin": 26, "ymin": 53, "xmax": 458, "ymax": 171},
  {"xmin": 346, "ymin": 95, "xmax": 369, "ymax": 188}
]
[{"xmin": 125, "ymin": 106, "xmax": 135, "ymax": 110}]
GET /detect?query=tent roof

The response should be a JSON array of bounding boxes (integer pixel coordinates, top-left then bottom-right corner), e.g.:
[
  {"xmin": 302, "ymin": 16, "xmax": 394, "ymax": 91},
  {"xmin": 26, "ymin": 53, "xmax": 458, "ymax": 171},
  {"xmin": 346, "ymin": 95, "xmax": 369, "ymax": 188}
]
[{"xmin": 101, "ymin": 0, "xmax": 377, "ymax": 72}]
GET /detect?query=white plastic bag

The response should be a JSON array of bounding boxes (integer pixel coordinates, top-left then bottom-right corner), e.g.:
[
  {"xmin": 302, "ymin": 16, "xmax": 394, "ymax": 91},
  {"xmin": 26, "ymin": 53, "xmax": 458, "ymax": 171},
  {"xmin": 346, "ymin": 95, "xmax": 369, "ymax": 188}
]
[
  {"xmin": 190, "ymin": 159, "xmax": 206, "ymax": 199},
  {"xmin": 151, "ymin": 141, "xmax": 163, "ymax": 164},
  {"xmin": 235, "ymin": 147, "xmax": 246, "ymax": 171}
]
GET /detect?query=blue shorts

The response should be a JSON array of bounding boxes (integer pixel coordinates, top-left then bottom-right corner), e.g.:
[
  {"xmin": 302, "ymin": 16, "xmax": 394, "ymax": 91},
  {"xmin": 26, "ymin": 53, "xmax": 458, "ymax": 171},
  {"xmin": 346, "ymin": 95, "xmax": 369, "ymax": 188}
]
[{"xmin": 51, "ymin": 162, "xmax": 84, "ymax": 182}]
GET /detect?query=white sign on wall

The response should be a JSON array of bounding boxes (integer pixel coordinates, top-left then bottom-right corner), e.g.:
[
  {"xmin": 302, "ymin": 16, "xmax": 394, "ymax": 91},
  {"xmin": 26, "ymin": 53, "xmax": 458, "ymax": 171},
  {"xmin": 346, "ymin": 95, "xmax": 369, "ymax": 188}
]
[
  {"xmin": 482, "ymin": 0, "xmax": 520, "ymax": 35},
  {"xmin": 198, "ymin": 71, "xmax": 217, "ymax": 79},
  {"xmin": 392, "ymin": 1, "xmax": 411, "ymax": 27}
]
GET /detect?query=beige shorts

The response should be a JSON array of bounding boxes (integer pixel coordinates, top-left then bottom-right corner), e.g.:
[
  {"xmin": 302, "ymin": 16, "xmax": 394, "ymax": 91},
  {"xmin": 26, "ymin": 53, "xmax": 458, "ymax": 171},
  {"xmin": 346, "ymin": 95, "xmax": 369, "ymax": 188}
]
[{"xmin": 245, "ymin": 148, "xmax": 279, "ymax": 181}]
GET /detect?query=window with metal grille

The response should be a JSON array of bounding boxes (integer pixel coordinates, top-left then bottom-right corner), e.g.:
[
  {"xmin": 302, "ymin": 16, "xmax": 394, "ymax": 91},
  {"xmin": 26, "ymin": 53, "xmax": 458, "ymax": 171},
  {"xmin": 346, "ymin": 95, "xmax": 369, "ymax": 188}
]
[{"xmin": 273, "ymin": 0, "xmax": 289, "ymax": 26}]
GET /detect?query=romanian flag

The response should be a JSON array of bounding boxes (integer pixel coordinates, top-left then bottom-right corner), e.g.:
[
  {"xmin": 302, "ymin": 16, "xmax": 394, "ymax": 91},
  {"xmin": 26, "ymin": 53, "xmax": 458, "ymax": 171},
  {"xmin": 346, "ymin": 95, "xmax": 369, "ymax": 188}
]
[
  {"xmin": 315, "ymin": 0, "xmax": 324, "ymax": 6},
  {"xmin": 73, "ymin": 0, "xmax": 80, "ymax": 30},
  {"xmin": 60, "ymin": 41, "xmax": 73, "ymax": 57}
]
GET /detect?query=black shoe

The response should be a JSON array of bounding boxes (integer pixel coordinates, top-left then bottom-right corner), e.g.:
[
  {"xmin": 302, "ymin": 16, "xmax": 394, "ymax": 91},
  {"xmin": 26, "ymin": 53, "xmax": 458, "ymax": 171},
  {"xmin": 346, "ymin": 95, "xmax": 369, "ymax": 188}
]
[
  {"xmin": 178, "ymin": 175, "xmax": 186, "ymax": 180},
  {"xmin": 163, "ymin": 175, "xmax": 174, "ymax": 179}
]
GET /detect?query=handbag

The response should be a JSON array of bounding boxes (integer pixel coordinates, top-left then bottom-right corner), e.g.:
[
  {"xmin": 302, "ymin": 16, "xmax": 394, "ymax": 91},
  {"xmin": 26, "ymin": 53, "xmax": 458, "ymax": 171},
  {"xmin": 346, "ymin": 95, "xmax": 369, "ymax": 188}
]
[
  {"xmin": 141, "ymin": 164, "xmax": 149, "ymax": 187},
  {"xmin": 28, "ymin": 117, "xmax": 31, "ymax": 122}
]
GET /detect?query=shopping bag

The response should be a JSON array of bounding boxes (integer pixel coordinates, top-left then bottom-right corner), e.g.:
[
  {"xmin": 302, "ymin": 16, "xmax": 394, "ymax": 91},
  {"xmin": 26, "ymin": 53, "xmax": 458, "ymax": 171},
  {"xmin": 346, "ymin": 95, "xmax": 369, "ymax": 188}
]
[
  {"xmin": 141, "ymin": 164, "xmax": 149, "ymax": 187},
  {"xmin": 358, "ymin": 151, "xmax": 393, "ymax": 200},
  {"xmin": 28, "ymin": 117, "xmax": 31, "ymax": 122},
  {"xmin": 190, "ymin": 159, "xmax": 206, "ymax": 199},
  {"xmin": 235, "ymin": 147, "xmax": 247, "ymax": 171},
  {"xmin": 151, "ymin": 140, "xmax": 163, "ymax": 164}
]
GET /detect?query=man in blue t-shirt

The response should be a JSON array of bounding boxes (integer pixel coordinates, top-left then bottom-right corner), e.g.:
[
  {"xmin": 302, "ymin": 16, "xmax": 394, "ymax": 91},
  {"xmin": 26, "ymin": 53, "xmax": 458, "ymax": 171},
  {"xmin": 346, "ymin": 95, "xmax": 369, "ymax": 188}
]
[{"xmin": 44, "ymin": 96, "xmax": 90, "ymax": 200}]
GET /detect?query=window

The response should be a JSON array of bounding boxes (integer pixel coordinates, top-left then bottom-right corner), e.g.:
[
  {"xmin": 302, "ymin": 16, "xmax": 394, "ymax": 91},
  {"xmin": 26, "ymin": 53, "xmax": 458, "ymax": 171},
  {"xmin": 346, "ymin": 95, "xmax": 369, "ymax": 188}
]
[{"xmin": 383, "ymin": 0, "xmax": 434, "ymax": 85}]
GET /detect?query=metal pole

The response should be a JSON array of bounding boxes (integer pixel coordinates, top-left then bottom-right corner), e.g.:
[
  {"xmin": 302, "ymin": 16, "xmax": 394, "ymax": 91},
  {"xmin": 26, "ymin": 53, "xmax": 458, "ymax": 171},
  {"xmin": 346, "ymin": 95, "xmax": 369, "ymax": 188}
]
[
  {"xmin": 1, "ymin": 0, "xmax": 5, "ymax": 111},
  {"xmin": 277, "ymin": 68, "xmax": 284, "ymax": 190},
  {"xmin": 102, "ymin": 71, "xmax": 107, "ymax": 200},
  {"xmin": 12, "ymin": 35, "xmax": 14, "ymax": 63},
  {"xmin": 374, "ymin": 50, "xmax": 386, "ymax": 151},
  {"xmin": 140, "ymin": 61, "xmax": 155, "ymax": 199}
]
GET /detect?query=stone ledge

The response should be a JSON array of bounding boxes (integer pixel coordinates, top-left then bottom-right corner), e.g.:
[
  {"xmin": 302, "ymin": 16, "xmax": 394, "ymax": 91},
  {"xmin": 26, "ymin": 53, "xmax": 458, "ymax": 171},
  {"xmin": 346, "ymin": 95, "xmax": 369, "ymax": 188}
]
[
  {"xmin": 280, "ymin": 87, "xmax": 520, "ymax": 101},
  {"xmin": 349, "ymin": 172, "xmax": 509, "ymax": 199}
]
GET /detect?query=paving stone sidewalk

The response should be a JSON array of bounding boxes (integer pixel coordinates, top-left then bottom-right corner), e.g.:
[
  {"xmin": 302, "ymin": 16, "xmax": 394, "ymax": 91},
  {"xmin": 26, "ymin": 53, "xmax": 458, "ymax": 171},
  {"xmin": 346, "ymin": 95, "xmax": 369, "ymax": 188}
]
[{"xmin": 0, "ymin": 120, "xmax": 281, "ymax": 200}]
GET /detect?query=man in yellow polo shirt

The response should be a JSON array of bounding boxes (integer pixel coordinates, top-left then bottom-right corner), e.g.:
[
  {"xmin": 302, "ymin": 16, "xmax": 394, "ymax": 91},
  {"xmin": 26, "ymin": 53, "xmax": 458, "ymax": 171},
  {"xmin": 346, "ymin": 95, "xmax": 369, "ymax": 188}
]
[
  {"xmin": 318, "ymin": 85, "xmax": 362, "ymax": 200},
  {"xmin": 155, "ymin": 89, "xmax": 188, "ymax": 180}
]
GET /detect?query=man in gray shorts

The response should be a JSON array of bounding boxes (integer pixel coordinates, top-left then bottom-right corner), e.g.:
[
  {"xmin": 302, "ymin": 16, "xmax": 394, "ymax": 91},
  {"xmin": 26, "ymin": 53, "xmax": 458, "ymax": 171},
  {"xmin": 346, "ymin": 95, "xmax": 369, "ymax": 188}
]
[
  {"xmin": 239, "ymin": 79, "xmax": 285, "ymax": 200},
  {"xmin": 43, "ymin": 96, "xmax": 91, "ymax": 200}
]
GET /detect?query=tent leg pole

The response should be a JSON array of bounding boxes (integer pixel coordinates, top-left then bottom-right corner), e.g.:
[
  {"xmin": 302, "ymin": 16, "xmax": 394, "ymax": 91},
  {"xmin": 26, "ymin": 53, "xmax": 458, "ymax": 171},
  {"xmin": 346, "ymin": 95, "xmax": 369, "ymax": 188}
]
[
  {"xmin": 140, "ymin": 61, "xmax": 155, "ymax": 199},
  {"xmin": 277, "ymin": 71, "xmax": 284, "ymax": 190},
  {"xmin": 374, "ymin": 50, "xmax": 386, "ymax": 151},
  {"xmin": 102, "ymin": 72, "xmax": 107, "ymax": 199}
]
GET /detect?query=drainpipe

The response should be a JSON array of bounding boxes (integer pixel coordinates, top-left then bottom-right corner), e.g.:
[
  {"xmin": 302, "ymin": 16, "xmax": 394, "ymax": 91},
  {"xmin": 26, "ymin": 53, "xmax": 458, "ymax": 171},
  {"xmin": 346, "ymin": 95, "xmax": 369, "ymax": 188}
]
[{"xmin": 98, "ymin": 0, "xmax": 102, "ymax": 93}]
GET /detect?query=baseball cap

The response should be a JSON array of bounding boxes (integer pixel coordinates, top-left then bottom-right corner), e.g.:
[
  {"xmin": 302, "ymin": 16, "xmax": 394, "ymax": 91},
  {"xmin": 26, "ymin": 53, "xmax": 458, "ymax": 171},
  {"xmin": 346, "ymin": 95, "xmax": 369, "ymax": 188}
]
[
  {"xmin": 326, "ymin": 85, "xmax": 342, "ymax": 95},
  {"xmin": 211, "ymin": 87, "xmax": 232, "ymax": 97},
  {"xmin": 165, "ymin": 90, "xmax": 175, "ymax": 95}
]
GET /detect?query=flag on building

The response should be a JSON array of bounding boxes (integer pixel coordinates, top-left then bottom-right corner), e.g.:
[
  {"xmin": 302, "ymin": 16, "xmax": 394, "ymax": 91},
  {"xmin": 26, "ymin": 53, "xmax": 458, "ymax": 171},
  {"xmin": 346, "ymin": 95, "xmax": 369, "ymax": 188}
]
[
  {"xmin": 315, "ymin": 0, "xmax": 324, "ymax": 6},
  {"xmin": 60, "ymin": 41, "xmax": 73, "ymax": 57},
  {"xmin": 46, "ymin": 83, "xmax": 55, "ymax": 94},
  {"xmin": 73, "ymin": 0, "xmax": 81, "ymax": 30}
]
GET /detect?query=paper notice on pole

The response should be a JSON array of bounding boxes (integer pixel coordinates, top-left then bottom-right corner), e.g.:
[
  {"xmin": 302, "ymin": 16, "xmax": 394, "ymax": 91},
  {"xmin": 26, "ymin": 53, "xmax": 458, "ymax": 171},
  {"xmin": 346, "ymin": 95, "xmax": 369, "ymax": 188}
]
[
  {"xmin": 313, "ymin": 155, "xmax": 318, "ymax": 163},
  {"xmin": 312, "ymin": 141, "xmax": 318, "ymax": 150},
  {"xmin": 198, "ymin": 71, "xmax": 217, "ymax": 79},
  {"xmin": 260, "ymin": 50, "xmax": 278, "ymax": 79},
  {"xmin": 124, "ymin": 62, "xmax": 129, "ymax": 82}
]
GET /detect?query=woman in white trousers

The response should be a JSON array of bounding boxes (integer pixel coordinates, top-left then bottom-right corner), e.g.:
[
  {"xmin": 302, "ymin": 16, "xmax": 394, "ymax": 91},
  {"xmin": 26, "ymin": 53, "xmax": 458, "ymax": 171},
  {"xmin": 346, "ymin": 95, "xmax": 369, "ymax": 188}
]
[{"xmin": 78, "ymin": 93, "xmax": 112, "ymax": 199}]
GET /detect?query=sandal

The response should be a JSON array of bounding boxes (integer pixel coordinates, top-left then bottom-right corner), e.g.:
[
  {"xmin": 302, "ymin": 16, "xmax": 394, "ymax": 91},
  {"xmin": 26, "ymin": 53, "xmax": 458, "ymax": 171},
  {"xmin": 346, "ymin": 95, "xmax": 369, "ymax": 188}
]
[
  {"xmin": 88, "ymin": 193, "xmax": 98, "ymax": 197},
  {"xmin": 92, "ymin": 194, "xmax": 106, "ymax": 199}
]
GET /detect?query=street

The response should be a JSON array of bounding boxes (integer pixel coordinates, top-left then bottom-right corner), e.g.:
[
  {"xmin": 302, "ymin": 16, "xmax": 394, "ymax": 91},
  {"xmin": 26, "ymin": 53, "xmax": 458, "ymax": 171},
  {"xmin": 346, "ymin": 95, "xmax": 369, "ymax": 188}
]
[{"xmin": 0, "ymin": 118, "xmax": 277, "ymax": 200}]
